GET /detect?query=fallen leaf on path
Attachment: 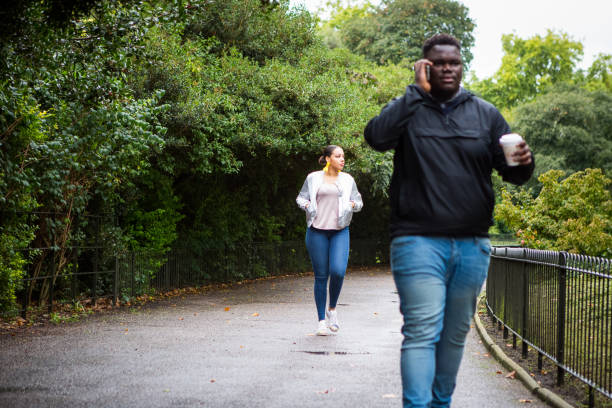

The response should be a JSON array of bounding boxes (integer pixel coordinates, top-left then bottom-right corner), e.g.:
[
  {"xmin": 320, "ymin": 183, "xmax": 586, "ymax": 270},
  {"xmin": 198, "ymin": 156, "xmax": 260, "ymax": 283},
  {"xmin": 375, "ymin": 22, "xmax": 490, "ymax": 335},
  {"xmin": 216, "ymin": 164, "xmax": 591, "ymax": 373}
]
[
  {"xmin": 496, "ymin": 370, "xmax": 503, "ymax": 375},
  {"xmin": 251, "ymin": 312, "xmax": 259, "ymax": 317},
  {"xmin": 519, "ymin": 399, "xmax": 533, "ymax": 403},
  {"xmin": 317, "ymin": 388, "xmax": 334, "ymax": 394},
  {"xmin": 224, "ymin": 307, "xmax": 230, "ymax": 311},
  {"xmin": 178, "ymin": 317, "xmax": 184, "ymax": 320},
  {"xmin": 483, "ymin": 353, "xmax": 490, "ymax": 357},
  {"xmin": 210, "ymin": 379, "xmax": 216, "ymax": 383},
  {"xmin": 382, "ymin": 394, "xmax": 398, "ymax": 399},
  {"xmin": 506, "ymin": 371, "xmax": 516, "ymax": 379}
]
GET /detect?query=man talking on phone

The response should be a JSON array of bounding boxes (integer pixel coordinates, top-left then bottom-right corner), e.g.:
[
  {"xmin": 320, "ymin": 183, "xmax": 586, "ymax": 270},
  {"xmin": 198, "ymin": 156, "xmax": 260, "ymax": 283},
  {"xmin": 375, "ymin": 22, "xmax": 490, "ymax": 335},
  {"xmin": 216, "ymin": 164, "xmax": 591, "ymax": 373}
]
[{"xmin": 364, "ymin": 34, "xmax": 534, "ymax": 408}]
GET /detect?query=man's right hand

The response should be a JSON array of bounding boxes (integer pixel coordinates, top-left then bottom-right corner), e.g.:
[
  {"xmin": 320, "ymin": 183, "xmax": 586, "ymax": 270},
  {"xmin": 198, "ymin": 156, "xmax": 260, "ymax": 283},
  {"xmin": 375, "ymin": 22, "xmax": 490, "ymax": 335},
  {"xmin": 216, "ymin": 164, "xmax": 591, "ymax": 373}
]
[{"xmin": 413, "ymin": 59, "xmax": 433, "ymax": 94}]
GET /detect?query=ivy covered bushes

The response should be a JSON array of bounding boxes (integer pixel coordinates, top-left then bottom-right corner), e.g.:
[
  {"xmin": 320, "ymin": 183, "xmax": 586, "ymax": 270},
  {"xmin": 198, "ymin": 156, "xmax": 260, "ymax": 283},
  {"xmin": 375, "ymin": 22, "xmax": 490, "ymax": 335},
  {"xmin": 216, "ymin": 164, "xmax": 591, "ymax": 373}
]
[
  {"xmin": 1, "ymin": 1, "xmax": 172, "ymax": 312},
  {"xmin": 0, "ymin": 0, "xmax": 401, "ymax": 312}
]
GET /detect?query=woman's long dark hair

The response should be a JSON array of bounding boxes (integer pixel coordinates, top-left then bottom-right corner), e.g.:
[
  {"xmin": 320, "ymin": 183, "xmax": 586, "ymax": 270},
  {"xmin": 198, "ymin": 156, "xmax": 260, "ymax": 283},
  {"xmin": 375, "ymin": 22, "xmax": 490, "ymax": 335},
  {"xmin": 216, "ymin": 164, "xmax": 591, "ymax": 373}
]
[{"xmin": 318, "ymin": 145, "xmax": 339, "ymax": 165}]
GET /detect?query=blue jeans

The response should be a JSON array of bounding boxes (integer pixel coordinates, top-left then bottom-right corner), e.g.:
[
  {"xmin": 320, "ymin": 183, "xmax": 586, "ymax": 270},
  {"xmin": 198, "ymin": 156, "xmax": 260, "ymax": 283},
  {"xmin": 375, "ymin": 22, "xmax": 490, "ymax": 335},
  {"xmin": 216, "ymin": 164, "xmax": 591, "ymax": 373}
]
[
  {"xmin": 305, "ymin": 227, "xmax": 350, "ymax": 321},
  {"xmin": 391, "ymin": 236, "xmax": 491, "ymax": 408}
]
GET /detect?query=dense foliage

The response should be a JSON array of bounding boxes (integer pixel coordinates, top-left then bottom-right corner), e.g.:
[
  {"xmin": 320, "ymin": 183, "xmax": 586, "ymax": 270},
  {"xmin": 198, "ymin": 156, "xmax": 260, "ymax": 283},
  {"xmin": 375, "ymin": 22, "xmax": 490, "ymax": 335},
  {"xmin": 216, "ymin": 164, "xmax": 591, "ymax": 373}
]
[
  {"xmin": 1, "ymin": 0, "xmax": 610, "ymax": 313},
  {"xmin": 495, "ymin": 169, "xmax": 611, "ymax": 258},
  {"xmin": 1, "ymin": 0, "xmax": 171, "ymax": 310},
  {"xmin": 0, "ymin": 0, "xmax": 401, "ymax": 312},
  {"xmin": 468, "ymin": 30, "xmax": 583, "ymax": 110},
  {"xmin": 323, "ymin": 0, "xmax": 475, "ymax": 66},
  {"xmin": 512, "ymin": 84, "xmax": 612, "ymax": 186}
]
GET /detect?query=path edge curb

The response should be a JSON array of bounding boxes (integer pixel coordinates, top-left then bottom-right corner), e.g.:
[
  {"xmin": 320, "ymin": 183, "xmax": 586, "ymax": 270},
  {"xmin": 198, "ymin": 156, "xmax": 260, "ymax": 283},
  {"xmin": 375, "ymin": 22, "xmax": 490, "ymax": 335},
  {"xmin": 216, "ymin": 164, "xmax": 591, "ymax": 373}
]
[{"xmin": 473, "ymin": 296, "xmax": 575, "ymax": 408}]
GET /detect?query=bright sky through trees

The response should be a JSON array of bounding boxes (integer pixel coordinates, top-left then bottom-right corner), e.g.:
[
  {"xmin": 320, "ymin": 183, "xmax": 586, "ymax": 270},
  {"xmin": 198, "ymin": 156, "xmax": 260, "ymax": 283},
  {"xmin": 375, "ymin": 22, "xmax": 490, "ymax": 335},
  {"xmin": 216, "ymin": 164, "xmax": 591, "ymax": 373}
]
[{"xmin": 290, "ymin": 0, "xmax": 612, "ymax": 78}]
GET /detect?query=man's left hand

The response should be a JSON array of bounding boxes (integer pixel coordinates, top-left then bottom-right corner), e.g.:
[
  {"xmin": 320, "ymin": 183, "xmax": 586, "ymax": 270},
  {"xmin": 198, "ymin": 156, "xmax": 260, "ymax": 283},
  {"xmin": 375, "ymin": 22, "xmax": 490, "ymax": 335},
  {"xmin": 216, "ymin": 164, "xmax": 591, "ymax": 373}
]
[{"xmin": 512, "ymin": 141, "xmax": 533, "ymax": 166}]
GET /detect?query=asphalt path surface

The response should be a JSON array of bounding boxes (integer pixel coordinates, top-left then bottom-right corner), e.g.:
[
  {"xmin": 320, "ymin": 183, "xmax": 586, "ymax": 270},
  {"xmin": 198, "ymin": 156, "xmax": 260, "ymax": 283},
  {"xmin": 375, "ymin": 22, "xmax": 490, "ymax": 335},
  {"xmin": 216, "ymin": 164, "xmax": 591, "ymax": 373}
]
[{"xmin": 0, "ymin": 268, "xmax": 549, "ymax": 407}]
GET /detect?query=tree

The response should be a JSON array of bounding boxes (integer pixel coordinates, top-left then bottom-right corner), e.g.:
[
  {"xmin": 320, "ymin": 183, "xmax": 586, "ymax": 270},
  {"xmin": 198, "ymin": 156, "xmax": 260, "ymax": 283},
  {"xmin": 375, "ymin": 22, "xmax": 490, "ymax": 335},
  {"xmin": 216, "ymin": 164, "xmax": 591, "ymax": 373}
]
[
  {"xmin": 181, "ymin": 0, "xmax": 317, "ymax": 64},
  {"xmin": 512, "ymin": 84, "xmax": 612, "ymax": 182},
  {"xmin": 318, "ymin": 1, "xmax": 374, "ymax": 49},
  {"xmin": 335, "ymin": 0, "xmax": 475, "ymax": 66},
  {"xmin": 495, "ymin": 169, "xmax": 611, "ymax": 258},
  {"xmin": 469, "ymin": 30, "xmax": 583, "ymax": 110},
  {"xmin": 580, "ymin": 53, "xmax": 612, "ymax": 92}
]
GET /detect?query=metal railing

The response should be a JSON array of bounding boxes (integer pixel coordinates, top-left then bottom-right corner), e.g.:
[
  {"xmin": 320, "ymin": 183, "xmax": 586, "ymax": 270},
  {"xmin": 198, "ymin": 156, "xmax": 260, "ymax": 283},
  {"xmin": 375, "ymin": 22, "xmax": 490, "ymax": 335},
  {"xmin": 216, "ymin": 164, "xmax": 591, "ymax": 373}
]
[
  {"xmin": 5, "ymin": 237, "xmax": 389, "ymax": 317},
  {"xmin": 2, "ymin": 212, "xmax": 117, "ymax": 318},
  {"xmin": 5, "ymin": 232, "xmax": 518, "ymax": 318},
  {"xmin": 486, "ymin": 247, "xmax": 611, "ymax": 406},
  {"xmin": 119, "ymin": 238, "xmax": 390, "ymax": 293}
]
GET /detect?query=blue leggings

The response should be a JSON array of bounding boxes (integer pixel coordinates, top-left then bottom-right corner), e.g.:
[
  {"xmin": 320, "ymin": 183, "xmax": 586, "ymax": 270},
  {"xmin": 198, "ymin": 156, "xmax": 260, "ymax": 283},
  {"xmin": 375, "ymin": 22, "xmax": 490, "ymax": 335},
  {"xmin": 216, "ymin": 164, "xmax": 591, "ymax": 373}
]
[{"xmin": 305, "ymin": 226, "xmax": 350, "ymax": 321}]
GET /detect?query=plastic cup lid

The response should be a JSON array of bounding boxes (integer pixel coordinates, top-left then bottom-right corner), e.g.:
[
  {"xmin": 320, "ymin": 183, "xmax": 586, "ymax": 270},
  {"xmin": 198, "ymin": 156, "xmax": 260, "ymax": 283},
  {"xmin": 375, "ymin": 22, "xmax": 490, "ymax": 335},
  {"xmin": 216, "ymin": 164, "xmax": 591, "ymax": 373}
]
[{"xmin": 499, "ymin": 133, "xmax": 523, "ymax": 144}]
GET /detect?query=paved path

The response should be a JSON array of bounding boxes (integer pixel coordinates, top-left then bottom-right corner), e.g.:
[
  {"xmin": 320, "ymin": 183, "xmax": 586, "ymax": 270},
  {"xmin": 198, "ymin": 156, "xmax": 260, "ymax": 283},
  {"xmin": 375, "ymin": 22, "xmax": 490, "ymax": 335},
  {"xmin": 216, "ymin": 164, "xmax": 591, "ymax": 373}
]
[{"xmin": 0, "ymin": 268, "xmax": 549, "ymax": 407}]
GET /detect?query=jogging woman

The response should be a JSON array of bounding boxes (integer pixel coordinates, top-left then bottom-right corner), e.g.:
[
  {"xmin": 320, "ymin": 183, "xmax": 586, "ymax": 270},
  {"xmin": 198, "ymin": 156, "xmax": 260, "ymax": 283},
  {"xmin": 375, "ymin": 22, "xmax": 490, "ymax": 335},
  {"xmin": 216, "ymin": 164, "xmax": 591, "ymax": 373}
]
[{"xmin": 296, "ymin": 145, "xmax": 363, "ymax": 335}]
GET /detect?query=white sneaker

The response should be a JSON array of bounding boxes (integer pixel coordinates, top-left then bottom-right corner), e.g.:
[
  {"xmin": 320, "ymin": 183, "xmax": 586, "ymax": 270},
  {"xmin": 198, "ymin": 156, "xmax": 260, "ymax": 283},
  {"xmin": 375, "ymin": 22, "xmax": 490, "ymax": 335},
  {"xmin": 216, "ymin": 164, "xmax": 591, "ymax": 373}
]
[
  {"xmin": 316, "ymin": 320, "xmax": 329, "ymax": 336},
  {"xmin": 326, "ymin": 309, "xmax": 339, "ymax": 332}
]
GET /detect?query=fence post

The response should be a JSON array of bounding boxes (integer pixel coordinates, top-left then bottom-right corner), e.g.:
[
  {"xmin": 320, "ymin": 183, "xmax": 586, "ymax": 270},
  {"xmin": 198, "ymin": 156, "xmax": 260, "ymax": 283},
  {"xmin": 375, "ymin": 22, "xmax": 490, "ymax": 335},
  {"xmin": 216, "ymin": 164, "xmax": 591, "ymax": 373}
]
[
  {"xmin": 521, "ymin": 248, "xmax": 529, "ymax": 358},
  {"xmin": 130, "ymin": 252, "xmax": 135, "ymax": 298},
  {"xmin": 113, "ymin": 216, "xmax": 119, "ymax": 306},
  {"xmin": 113, "ymin": 253, "xmax": 119, "ymax": 306},
  {"xmin": 556, "ymin": 251, "xmax": 567, "ymax": 386},
  {"xmin": 49, "ymin": 215, "xmax": 56, "ymax": 315},
  {"xmin": 92, "ymin": 218, "xmax": 99, "ymax": 305},
  {"xmin": 487, "ymin": 248, "xmax": 494, "ymax": 320},
  {"xmin": 21, "ymin": 279, "xmax": 29, "ymax": 319},
  {"xmin": 503, "ymin": 247, "xmax": 509, "ymax": 338},
  {"xmin": 72, "ymin": 220, "xmax": 79, "ymax": 303},
  {"xmin": 225, "ymin": 246, "xmax": 230, "ymax": 282},
  {"xmin": 49, "ymin": 250, "xmax": 56, "ymax": 315}
]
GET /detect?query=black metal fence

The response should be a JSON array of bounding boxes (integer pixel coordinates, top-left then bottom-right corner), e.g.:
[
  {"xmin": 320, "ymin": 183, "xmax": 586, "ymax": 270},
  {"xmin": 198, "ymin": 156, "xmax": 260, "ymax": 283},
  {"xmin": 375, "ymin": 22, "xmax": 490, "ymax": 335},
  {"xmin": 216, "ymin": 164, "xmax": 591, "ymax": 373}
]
[
  {"xmin": 6, "ymin": 231, "xmax": 517, "ymax": 316},
  {"xmin": 4, "ymin": 212, "xmax": 118, "ymax": 318},
  {"xmin": 5, "ymin": 236, "xmax": 389, "ymax": 318},
  {"xmin": 486, "ymin": 247, "xmax": 611, "ymax": 406},
  {"xmin": 117, "ymin": 238, "xmax": 390, "ymax": 295}
]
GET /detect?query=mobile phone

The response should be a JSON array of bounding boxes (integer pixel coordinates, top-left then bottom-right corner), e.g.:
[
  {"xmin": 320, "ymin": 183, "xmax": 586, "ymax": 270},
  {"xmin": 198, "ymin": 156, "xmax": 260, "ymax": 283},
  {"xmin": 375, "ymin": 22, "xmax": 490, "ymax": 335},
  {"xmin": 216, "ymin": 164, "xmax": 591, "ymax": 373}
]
[{"xmin": 426, "ymin": 65, "xmax": 430, "ymax": 81}]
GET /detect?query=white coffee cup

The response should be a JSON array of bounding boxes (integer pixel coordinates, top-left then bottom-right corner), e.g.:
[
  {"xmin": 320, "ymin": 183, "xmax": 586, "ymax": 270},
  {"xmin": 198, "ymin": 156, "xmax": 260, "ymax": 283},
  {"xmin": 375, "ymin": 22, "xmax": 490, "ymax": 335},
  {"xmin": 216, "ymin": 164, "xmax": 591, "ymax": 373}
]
[{"xmin": 499, "ymin": 133, "xmax": 524, "ymax": 166}]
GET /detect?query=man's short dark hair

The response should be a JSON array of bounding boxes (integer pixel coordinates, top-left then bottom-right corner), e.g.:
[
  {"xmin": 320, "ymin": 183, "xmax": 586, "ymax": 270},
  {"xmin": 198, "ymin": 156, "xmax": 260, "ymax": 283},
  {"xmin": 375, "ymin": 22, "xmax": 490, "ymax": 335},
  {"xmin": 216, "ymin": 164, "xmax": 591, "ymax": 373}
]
[{"xmin": 422, "ymin": 34, "xmax": 461, "ymax": 57}]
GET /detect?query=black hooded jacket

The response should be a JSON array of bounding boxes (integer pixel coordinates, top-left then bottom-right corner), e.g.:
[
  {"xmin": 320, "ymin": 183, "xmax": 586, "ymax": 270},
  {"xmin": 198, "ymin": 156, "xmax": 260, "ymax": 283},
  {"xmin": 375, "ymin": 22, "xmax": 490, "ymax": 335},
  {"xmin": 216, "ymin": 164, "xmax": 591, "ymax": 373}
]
[{"xmin": 364, "ymin": 85, "xmax": 534, "ymax": 238}]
